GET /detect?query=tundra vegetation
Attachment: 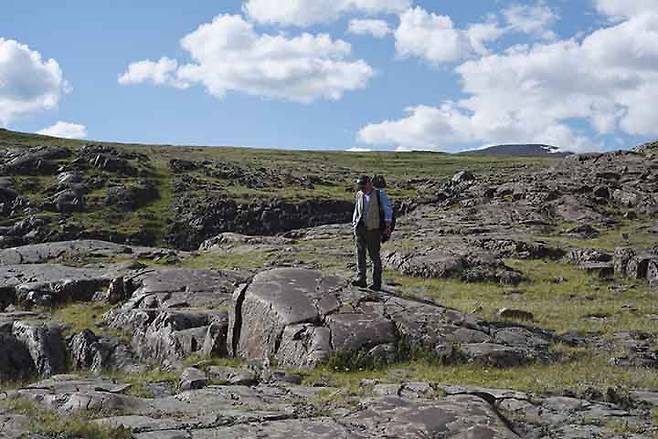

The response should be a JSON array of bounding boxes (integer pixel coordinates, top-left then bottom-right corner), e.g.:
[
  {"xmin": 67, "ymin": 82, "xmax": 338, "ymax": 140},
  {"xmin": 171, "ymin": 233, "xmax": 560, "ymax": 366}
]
[{"xmin": 0, "ymin": 129, "xmax": 656, "ymax": 438}]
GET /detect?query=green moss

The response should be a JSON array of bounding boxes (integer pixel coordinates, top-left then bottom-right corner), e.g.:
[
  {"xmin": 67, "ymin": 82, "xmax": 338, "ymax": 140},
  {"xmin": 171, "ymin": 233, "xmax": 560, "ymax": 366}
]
[
  {"xmin": 606, "ymin": 419, "xmax": 650, "ymax": 435},
  {"xmin": 297, "ymin": 349, "xmax": 658, "ymax": 395},
  {"xmin": 539, "ymin": 220, "xmax": 658, "ymax": 250},
  {"xmin": 96, "ymin": 369, "xmax": 178, "ymax": 398},
  {"xmin": 52, "ymin": 302, "xmax": 130, "ymax": 342},
  {"xmin": 387, "ymin": 258, "xmax": 658, "ymax": 335},
  {"xmin": 183, "ymin": 353, "xmax": 242, "ymax": 370},
  {"xmin": 3, "ymin": 397, "xmax": 132, "ymax": 439}
]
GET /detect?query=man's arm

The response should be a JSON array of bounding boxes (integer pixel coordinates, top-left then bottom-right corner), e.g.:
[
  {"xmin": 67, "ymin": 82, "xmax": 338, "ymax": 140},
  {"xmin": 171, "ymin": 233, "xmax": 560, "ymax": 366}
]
[
  {"xmin": 381, "ymin": 191, "xmax": 393, "ymax": 224},
  {"xmin": 352, "ymin": 192, "xmax": 360, "ymax": 228}
]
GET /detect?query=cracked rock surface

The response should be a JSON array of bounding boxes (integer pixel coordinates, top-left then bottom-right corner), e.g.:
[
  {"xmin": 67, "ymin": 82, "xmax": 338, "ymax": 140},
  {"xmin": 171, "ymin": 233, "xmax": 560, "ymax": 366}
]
[
  {"xmin": 1, "ymin": 375, "xmax": 656, "ymax": 439},
  {"xmin": 229, "ymin": 267, "xmax": 558, "ymax": 368}
]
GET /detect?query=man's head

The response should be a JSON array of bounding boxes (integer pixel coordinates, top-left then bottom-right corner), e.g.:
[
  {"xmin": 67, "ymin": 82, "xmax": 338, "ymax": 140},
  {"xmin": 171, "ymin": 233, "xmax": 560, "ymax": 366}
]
[{"xmin": 356, "ymin": 175, "xmax": 373, "ymax": 193}]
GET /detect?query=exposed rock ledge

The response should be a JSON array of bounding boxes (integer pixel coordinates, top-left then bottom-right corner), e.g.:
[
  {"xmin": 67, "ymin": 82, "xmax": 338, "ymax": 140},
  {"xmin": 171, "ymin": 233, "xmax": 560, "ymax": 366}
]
[{"xmin": 228, "ymin": 268, "xmax": 559, "ymax": 368}]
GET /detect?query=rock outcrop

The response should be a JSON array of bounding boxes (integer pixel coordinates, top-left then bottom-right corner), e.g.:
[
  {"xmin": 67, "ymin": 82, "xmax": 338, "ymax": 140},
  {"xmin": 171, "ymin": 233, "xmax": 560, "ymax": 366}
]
[
  {"xmin": 2, "ymin": 375, "xmax": 655, "ymax": 439},
  {"xmin": 105, "ymin": 267, "xmax": 247, "ymax": 367},
  {"xmin": 229, "ymin": 268, "xmax": 557, "ymax": 368}
]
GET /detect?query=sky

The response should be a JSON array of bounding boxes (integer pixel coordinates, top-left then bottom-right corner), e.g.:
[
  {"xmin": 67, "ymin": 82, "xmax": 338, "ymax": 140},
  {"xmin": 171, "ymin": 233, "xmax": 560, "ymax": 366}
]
[{"xmin": 1, "ymin": 0, "xmax": 658, "ymax": 152}]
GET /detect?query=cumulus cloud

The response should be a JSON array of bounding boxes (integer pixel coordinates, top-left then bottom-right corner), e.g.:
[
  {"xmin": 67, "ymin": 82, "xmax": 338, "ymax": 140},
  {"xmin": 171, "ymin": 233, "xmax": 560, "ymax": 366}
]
[
  {"xmin": 394, "ymin": 7, "xmax": 503, "ymax": 64},
  {"xmin": 38, "ymin": 121, "xmax": 87, "ymax": 139},
  {"xmin": 348, "ymin": 19, "xmax": 391, "ymax": 38},
  {"xmin": 119, "ymin": 14, "xmax": 374, "ymax": 103},
  {"xmin": 0, "ymin": 38, "xmax": 69, "ymax": 125},
  {"xmin": 502, "ymin": 2, "xmax": 558, "ymax": 40},
  {"xmin": 595, "ymin": 0, "xmax": 658, "ymax": 19},
  {"xmin": 243, "ymin": 0, "xmax": 410, "ymax": 27},
  {"xmin": 359, "ymin": 10, "xmax": 658, "ymax": 152},
  {"xmin": 394, "ymin": 3, "xmax": 559, "ymax": 66},
  {"xmin": 118, "ymin": 57, "xmax": 188, "ymax": 88}
]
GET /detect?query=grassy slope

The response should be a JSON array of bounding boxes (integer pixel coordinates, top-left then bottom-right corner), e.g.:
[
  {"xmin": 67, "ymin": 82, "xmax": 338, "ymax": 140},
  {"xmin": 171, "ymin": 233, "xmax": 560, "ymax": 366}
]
[
  {"xmin": 3, "ymin": 128, "xmax": 657, "ymax": 412},
  {"xmin": 0, "ymin": 128, "xmax": 555, "ymax": 181},
  {"xmin": 0, "ymin": 128, "xmax": 556, "ymax": 245}
]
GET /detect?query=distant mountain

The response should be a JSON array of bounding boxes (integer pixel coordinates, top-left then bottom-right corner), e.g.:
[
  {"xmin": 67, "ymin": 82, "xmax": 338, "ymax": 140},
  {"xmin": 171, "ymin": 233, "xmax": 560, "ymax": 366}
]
[{"xmin": 460, "ymin": 144, "xmax": 573, "ymax": 157}]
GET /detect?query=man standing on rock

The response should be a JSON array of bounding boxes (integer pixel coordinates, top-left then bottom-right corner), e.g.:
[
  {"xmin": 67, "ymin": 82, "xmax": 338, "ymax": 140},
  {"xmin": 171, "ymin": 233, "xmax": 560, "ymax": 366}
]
[{"xmin": 352, "ymin": 175, "xmax": 393, "ymax": 290}]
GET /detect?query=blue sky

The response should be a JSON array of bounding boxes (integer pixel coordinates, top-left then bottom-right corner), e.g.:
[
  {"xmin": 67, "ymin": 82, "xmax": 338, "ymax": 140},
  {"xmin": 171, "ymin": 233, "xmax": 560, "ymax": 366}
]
[{"xmin": 2, "ymin": 0, "xmax": 657, "ymax": 152}]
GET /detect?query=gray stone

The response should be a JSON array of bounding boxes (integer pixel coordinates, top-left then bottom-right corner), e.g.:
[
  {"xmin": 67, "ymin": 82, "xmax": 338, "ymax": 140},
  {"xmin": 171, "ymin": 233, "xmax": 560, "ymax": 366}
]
[
  {"xmin": 0, "ymin": 333, "xmax": 35, "ymax": 383},
  {"xmin": 68, "ymin": 329, "xmax": 137, "ymax": 372},
  {"xmin": 231, "ymin": 268, "xmax": 555, "ymax": 369},
  {"xmin": 11, "ymin": 321, "xmax": 67, "ymax": 377},
  {"xmin": 0, "ymin": 240, "xmax": 186, "ymax": 265},
  {"xmin": 458, "ymin": 343, "xmax": 537, "ymax": 367},
  {"xmin": 179, "ymin": 367, "xmax": 208, "ymax": 391},
  {"xmin": 3, "ymin": 375, "xmax": 654, "ymax": 439},
  {"xmin": 103, "ymin": 267, "xmax": 244, "ymax": 366},
  {"xmin": 206, "ymin": 366, "xmax": 258, "ymax": 386}
]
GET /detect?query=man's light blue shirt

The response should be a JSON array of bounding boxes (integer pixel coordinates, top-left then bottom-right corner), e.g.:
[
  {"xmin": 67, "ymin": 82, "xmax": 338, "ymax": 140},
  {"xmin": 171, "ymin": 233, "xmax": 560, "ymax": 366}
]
[{"xmin": 353, "ymin": 189, "xmax": 393, "ymax": 227}]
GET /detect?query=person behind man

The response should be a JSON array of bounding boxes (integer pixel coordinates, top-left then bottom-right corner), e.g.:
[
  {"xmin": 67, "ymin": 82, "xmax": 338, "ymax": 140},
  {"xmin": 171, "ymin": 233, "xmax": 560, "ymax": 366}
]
[{"xmin": 352, "ymin": 175, "xmax": 393, "ymax": 290}]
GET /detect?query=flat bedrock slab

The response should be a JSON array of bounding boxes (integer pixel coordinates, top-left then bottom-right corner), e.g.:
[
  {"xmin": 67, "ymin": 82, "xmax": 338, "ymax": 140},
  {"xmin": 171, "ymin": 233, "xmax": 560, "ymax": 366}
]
[
  {"xmin": 0, "ymin": 239, "xmax": 186, "ymax": 265},
  {"xmin": 3, "ymin": 375, "xmax": 655, "ymax": 439},
  {"xmin": 229, "ymin": 268, "xmax": 558, "ymax": 369}
]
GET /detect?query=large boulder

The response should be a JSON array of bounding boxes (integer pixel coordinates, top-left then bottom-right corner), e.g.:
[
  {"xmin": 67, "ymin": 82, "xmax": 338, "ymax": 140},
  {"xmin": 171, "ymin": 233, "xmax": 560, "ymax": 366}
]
[
  {"xmin": 0, "ymin": 146, "xmax": 69, "ymax": 175},
  {"xmin": 104, "ymin": 267, "xmax": 246, "ymax": 367},
  {"xmin": 0, "ymin": 332, "xmax": 36, "ymax": 382},
  {"xmin": 228, "ymin": 268, "xmax": 556, "ymax": 369},
  {"xmin": 44, "ymin": 189, "xmax": 85, "ymax": 213},
  {"xmin": 105, "ymin": 182, "xmax": 158, "ymax": 211},
  {"xmin": 383, "ymin": 247, "xmax": 522, "ymax": 284},
  {"xmin": 613, "ymin": 247, "xmax": 658, "ymax": 283},
  {"xmin": 69, "ymin": 329, "xmax": 137, "ymax": 372},
  {"xmin": 11, "ymin": 321, "xmax": 67, "ymax": 377}
]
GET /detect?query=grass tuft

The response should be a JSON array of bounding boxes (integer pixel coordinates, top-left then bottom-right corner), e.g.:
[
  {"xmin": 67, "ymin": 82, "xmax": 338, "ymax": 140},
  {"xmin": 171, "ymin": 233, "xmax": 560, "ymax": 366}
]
[
  {"xmin": 3, "ymin": 397, "xmax": 132, "ymax": 439},
  {"xmin": 52, "ymin": 302, "xmax": 131, "ymax": 342}
]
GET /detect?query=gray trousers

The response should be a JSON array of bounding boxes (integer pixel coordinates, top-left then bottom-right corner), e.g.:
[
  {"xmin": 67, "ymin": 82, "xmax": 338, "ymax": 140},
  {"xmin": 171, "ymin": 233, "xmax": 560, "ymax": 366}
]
[{"xmin": 354, "ymin": 224, "xmax": 382, "ymax": 286}]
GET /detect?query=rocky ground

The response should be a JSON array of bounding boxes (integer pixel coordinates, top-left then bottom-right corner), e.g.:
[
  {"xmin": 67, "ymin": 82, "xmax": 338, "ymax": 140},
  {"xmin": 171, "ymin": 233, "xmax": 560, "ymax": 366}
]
[{"xmin": 0, "ymin": 129, "xmax": 657, "ymax": 438}]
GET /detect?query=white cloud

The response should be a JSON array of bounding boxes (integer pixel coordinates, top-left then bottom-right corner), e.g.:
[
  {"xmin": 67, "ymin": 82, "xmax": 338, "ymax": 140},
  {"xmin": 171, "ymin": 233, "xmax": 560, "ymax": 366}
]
[
  {"xmin": 118, "ymin": 57, "xmax": 188, "ymax": 88},
  {"xmin": 394, "ymin": 4, "xmax": 560, "ymax": 66},
  {"xmin": 465, "ymin": 21, "xmax": 507, "ymax": 54},
  {"xmin": 0, "ymin": 38, "xmax": 69, "ymax": 125},
  {"xmin": 38, "ymin": 121, "xmax": 87, "ymax": 139},
  {"xmin": 595, "ymin": 0, "xmax": 658, "ymax": 19},
  {"xmin": 395, "ymin": 7, "xmax": 496, "ymax": 64},
  {"xmin": 346, "ymin": 146, "xmax": 371, "ymax": 152},
  {"xmin": 243, "ymin": 0, "xmax": 410, "ymax": 27},
  {"xmin": 359, "ymin": 104, "xmax": 471, "ymax": 151},
  {"xmin": 359, "ymin": 11, "xmax": 658, "ymax": 152},
  {"xmin": 119, "ymin": 14, "xmax": 374, "ymax": 103},
  {"xmin": 502, "ymin": 2, "xmax": 558, "ymax": 40},
  {"xmin": 503, "ymin": 1, "xmax": 559, "ymax": 40},
  {"xmin": 348, "ymin": 19, "xmax": 391, "ymax": 38}
]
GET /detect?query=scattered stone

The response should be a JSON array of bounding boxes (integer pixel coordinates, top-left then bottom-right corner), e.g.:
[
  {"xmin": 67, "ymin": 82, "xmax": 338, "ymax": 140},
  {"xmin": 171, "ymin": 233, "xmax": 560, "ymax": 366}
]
[
  {"xmin": 206, "ymin": 366, "xmax": 258, "ymax": 386},
  {"xmin": 564, "ymin": 224, "xmax": 600, "ymax": 239},
  {"xmin": 6, "ymin": 375, "xmax": 652, "ymax": 439},
  {"xmin": 179, "ymin": 367, "xmax": 208, "ymax": 391},
  {"xmin": 579, "ymin": 261, "xmax": 614, "ymax": 279}
]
